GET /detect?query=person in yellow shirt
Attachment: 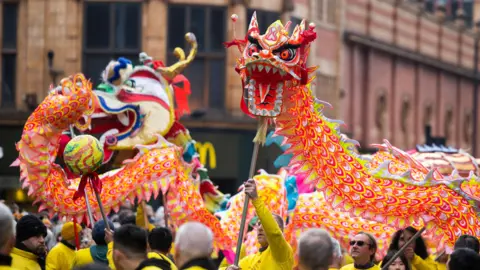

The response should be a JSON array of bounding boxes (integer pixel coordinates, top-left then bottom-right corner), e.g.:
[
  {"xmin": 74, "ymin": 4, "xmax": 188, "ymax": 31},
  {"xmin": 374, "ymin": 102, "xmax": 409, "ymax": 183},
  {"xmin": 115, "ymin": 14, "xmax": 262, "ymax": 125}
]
[
  {"xmin": 296, "ymin": 228, "xmax": 334, "ymax": 270},
  {"xmin": 72, "ymin": 220, "xmax": 114, "ymax": 267},
  {"xmin": 111, "ymin": 224, "xmax": 173, "ymax": 270},
  {"xmin": 148, "ymin": 227, "xmax": 177, "ymax": 270},
  {"xmin": 380, "ymin": 250, "xmax": 410, "ymax": 270},
  {"xmin": 173, "ymin": 222, "xmax": 216, "ymax": 270},
  {"xmin": 0, "ymin": 203, "xmax": 15, "ymax": 270},
  {"xmin": 46, "ymin": 221, "xmax": 82, "ymax": 270},
  {"xmin": 224, "ymin": 178, "xmax": 294, "ymax": 270},
  {"xmin": 11, "ymin": 215, "xmax": 48, "ymax": 270},
  {"xmin": 387, "ymin": 227, "xmax": 436, "ymax": 270},
  {"xmin": 340, "ymin": 232, "xmax": 380, "ymax": 270}
]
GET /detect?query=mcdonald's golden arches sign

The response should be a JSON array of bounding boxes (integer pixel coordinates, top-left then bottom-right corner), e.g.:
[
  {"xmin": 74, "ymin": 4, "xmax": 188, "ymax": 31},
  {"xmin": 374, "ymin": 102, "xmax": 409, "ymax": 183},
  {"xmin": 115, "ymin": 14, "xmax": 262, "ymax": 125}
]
[{"xmin": 195, "ymin": 141, "xmax": 217, "ymax": 169}]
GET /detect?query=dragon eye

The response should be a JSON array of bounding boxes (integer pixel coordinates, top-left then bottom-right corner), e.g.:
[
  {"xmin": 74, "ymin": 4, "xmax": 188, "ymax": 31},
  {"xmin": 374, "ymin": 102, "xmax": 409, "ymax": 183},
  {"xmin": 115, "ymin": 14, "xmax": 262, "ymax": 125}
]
[
  {"xmin": 247, "ymin": 44, "xmax": 260, "ymax": 56},
  {"xmin": 278, "ymin": 48, "xmax": 296, "ymax": 61},
  {"xmin": 125, "ymin": 79, "xmax": 136, "ymax": 88}
]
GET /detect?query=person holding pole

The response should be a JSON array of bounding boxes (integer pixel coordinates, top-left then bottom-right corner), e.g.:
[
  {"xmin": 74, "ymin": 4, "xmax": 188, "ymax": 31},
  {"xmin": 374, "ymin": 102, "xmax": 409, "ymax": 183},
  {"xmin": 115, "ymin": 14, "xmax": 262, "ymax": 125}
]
[
  {"xmin": 224, "ymin": 178, "xmax": 293, "ymax": 270},
  {"xmin": 387, "ymin": 227, "xmax": 436, "ymax": 270}
]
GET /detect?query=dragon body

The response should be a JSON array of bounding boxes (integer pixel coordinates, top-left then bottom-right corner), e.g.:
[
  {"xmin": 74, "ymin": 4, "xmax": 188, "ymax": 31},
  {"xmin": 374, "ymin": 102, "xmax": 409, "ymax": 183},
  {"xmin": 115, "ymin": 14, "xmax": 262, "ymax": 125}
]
[
  {"xmin": 13, "ymin": 33, "xmax": 233, "ymax": 251},
  {"xmin": 226, "ymin": 13, "xmax": 480, "ymax": 249}
]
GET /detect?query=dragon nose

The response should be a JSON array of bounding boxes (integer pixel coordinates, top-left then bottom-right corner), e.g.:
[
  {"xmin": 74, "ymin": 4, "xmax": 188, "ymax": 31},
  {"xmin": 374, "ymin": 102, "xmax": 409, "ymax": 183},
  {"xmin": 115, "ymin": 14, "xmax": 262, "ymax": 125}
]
[{"xmin": 259, "ymin": 50, "xmax": 271, "ymax": 57}]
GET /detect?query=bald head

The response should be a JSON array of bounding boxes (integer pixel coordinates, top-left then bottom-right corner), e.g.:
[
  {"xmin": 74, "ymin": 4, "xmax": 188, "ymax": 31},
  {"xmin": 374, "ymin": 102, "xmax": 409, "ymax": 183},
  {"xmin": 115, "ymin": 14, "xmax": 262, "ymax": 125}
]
[
  {"xmin": 174, "ymin": 222, "xmax": 213, "ymax": 264},
  {"xmin": 0, "ymin": 203, "xmax": 15, "ymax": 254},
  {"xmin": 298, "ymin": 229, "xmax": 334, "ymax": 270}
]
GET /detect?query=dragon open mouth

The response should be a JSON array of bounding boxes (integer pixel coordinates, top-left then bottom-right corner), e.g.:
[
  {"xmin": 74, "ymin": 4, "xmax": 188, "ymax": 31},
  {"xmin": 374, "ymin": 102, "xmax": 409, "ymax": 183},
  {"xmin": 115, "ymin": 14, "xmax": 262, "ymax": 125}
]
[
  {"xmin": 85, "ymin": 92, "xmax": 142, "ymax": 163},
  {"xmin": 244, "ymin": 60, "xmax": 292, "ymax": 117}
]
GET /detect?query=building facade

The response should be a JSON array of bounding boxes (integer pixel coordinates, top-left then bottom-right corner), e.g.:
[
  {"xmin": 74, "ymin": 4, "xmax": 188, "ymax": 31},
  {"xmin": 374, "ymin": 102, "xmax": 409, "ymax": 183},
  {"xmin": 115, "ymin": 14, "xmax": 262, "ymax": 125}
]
[
  {"xmin": 0, "ymin": 0, "xmax": 480, "ymax": 199},
  {"xmin": 339, "ymin": 0, "xmax": 480, "ymax": 155}
]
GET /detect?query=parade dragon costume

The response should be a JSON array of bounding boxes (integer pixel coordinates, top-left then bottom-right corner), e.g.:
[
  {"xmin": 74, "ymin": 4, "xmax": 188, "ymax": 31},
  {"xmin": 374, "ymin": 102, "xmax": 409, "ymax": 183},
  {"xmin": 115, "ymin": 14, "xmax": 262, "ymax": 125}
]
[
  {"xmin": 224, "ymin": 12, "xmax": 480, "ymax": 251},
  {"xmin": 237, "ymin": 133, "xmax": 480, "ymax": 260},
  {"xmin": 12, "ymin": 33, "xmax": 234, "ymax": 251}
]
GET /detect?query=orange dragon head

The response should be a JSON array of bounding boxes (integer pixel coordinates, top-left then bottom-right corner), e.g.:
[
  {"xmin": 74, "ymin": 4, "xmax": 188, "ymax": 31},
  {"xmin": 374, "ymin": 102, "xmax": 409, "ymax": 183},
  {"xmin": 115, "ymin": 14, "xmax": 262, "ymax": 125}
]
[{"xmin": 226, "ymin": 12, "xmax": 317, "ymax": 117}]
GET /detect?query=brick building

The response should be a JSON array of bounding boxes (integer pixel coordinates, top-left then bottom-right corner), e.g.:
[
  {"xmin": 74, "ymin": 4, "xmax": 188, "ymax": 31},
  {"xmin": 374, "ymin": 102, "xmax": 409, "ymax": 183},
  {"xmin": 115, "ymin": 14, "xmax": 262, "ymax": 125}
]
[{"xmin": 0, "ymin": 0, "xmax": 480, "ymax": 198}]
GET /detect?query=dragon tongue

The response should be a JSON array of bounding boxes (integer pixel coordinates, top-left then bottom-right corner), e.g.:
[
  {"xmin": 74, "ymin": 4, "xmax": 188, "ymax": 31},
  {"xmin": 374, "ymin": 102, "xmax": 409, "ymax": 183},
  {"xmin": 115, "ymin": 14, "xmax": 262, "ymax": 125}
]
[{"xmin": 259, "ymin": 83, "xmax": 271, "ymax": 103}]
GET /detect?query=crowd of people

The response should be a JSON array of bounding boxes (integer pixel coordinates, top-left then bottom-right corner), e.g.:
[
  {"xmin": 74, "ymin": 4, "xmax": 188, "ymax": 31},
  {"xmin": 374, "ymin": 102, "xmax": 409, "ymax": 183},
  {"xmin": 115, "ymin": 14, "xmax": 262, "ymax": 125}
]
[{"xmin": 0, "ymin": 179, "xmax": 479, "ymax": 270}]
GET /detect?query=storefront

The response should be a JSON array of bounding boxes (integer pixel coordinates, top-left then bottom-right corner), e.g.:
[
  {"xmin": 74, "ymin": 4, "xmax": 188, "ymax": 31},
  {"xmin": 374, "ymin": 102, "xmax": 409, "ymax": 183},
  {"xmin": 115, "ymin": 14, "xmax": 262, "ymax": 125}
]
[
  {"xmin": 0, "ymin": 125, "xmax": 31, "ymax": 208},
  {"xmin": 188, "ymin": 128, "xmax": 283, "ymax": 195}
]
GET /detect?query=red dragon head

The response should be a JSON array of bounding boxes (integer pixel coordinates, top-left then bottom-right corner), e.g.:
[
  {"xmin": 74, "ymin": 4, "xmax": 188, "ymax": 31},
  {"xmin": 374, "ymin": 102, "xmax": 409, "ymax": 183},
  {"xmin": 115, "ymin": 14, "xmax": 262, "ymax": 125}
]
[{"xmin": 225, "ymin": 12, "xmax": 317, "ymax": 117}]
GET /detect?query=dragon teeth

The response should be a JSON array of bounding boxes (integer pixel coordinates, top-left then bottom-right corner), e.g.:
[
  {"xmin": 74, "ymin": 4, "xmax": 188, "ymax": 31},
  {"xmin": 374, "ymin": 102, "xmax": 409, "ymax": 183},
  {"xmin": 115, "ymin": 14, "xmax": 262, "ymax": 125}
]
[
  {"xmin": 264, "ymin": 66, "xmax": 271, "ymax": 73},
  {"xmin": 272, "ymin": 68, "xmax": 278, "ymax": 74},
  {"xmin": 279, "ymin": 70, "xmax": 286, "ymax": 76},
  {"xmin": 258, "ymin": 65, "xmax": 264, "ymax": 72}
]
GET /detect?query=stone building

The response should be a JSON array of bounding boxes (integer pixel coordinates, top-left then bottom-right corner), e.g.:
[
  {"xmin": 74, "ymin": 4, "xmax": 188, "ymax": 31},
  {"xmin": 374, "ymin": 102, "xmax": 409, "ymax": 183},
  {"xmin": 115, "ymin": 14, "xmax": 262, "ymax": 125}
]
[{"xmin": 0, "ymin": 0, "xmax": 479, "ymax": 198}]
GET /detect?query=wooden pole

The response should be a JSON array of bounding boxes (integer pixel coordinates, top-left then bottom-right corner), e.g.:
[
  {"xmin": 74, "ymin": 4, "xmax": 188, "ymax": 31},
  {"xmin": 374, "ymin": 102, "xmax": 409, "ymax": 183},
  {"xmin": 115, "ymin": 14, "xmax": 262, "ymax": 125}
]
[
  {"xmin": 381, "ymin": 227, "xmax": 426, "ymax": 270},
  {"xmin": 234, "ymin": 141, "xmax": 261, "ymax": 265}
]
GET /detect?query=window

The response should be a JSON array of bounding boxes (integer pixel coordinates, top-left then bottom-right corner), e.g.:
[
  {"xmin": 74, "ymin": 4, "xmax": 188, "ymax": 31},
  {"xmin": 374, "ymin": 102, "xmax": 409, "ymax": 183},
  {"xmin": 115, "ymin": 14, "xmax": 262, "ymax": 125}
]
[
  {"xmin": 246, "ymin": 9, "xmax": 281, "ymax": 33},
  {"xmin": 425, "ymin": 0, "xmax": 473, "ymax": 27},
  {"xmin": 83, "ymin": 2, "xmax": 142, "ymax": 86},
  {"xmin": 315, "ymin": 74, "xmax": 336, "ymax": 117},
  {"xmin": 1, "ymin": 3, "xmax": 18, "ymax": 108},
  {"xmin": 316, "ymin": 0, "xmax": 336, "ymax": 25},
  {"xmin": 168, "ymin": 5, "xmax": 226, "ymax": 110}
]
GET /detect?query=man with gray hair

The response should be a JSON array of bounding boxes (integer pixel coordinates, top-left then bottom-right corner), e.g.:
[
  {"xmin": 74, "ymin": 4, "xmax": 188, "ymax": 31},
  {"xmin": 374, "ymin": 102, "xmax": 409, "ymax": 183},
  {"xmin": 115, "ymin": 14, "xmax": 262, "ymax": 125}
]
[
  {"xmin": 329, "ymin": 238, "xmax": 344, "ymax": 270},
  {"xmin": 0, "ymin": 202, "xmax": 16, "ymax": 268},
  {"xmin": 298, "ymin": 228, "xmax": 334, "ymax": 270},
  {"xmin": 173, "ymin": 222, "xmax": 216, "ymax": 270}
]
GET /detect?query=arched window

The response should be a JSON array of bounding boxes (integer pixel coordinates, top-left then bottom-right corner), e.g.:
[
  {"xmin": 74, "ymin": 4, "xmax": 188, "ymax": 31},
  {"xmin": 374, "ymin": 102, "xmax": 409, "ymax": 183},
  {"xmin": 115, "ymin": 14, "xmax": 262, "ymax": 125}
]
[
  {"xmin": 423, "ymin": 103, "xmax": 433, "ymax": 127},
  {"xmin": 375, "ymin": 92, "xmax": 387, "ymax": 139},
  {"xmin": 401, "ymin": 96, "xmax": 411, "ymax": 148},
  {"xmin": 464, "ymin": 112, "xmax": 473, "ymax": 144},
  {"xmin": 444, "ymin": 107, "xmax": 453, "ymax": 141}
]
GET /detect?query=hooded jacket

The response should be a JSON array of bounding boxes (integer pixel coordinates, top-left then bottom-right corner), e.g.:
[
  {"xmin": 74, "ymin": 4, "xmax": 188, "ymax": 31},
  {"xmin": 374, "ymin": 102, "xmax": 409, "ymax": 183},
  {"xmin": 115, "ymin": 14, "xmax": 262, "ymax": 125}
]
[
  {"xmin": 73, "ymin": 245, "xmax": 109, "ymax": 267},
  {"xmin": 148, "ymin": 252, "xmax": 177, "ymax": 270},
  {"xmin": 179, "ymin": 258, "xmax": 216, "ymax": 270},
  {"xmin": 11, "ymin": 247, "xmax": 42, "ymax": 270},
  {"xmin": 136, "ymin": 258, "xmax": 173, "ymax": 270},
  {"xmin": 45, "ymin": 241, "xmax": 76, "ymax": 270}
]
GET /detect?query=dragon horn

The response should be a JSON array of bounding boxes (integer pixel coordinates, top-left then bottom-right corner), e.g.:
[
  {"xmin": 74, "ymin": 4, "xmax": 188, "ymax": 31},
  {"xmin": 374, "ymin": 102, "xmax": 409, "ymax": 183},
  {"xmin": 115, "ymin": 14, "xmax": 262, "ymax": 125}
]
[{"xmin": 156, "ymin": 32, "xmax": 197, "ymax": 80}]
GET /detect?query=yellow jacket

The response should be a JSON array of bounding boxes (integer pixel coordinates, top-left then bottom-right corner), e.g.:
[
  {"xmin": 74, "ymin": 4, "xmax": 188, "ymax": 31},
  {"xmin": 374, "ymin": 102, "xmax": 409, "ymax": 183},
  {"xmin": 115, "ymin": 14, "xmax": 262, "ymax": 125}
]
[
  {"xmin": 410, "ymin": 255, "xmax": 437, "ymax": 270},
  {"xmin": 107, "ymin": 243, "xmax": 176, "ymax": 270},
  {"xmin": 45, "ymin": 242, "xmax": 76, "ymax": 270},
  {"xmin": 10, "ymin": 248, "xmax": 41, "ymax": 270},
  {"xmin": 136, "ymin": 204, "xmax": 176, "ymax": 257},
  {"xmin": 136, "ymin": 203, "xmax": 155, "ymax": 232},
  {"xmin": 147, "ymin": 252, "xmax": 177, "ymax": 270},
  {"xmin": 232, "ymin": 197, "xmax": 294, "ymax": 270},
  {"xmin": 340, "ymin": 264, "xmax": 380, "ymax": 270},
  {"xmin": 72, "ymin": 245, "xmax": 109, "ymax": 267}
]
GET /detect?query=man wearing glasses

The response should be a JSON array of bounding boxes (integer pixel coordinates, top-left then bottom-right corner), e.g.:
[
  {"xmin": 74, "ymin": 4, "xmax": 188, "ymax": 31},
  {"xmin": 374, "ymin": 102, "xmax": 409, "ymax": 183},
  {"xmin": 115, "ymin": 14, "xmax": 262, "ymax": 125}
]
[{"xmin": 341, "ymin": 232, "xmax": 379, "ymax": 270}]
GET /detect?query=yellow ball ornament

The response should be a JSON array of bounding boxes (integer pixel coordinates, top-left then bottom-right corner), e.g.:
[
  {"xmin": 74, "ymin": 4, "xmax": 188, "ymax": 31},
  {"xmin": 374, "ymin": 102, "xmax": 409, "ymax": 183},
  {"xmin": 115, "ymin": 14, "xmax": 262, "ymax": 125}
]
[{"xmin": 63, "ymin": 134, "xmax": 104, "ymax": 175}]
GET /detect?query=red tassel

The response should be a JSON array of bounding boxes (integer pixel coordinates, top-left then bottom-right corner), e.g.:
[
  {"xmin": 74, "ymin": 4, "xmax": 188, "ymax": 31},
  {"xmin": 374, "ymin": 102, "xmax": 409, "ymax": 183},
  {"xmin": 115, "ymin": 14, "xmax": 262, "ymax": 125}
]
[
  {"xmin": 73, "ymin": 219, "xmax": 80, "ymax": 250},
  {"xmin": 73, "ymin": 172, "xmax": 101, "ymax": 201}
]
